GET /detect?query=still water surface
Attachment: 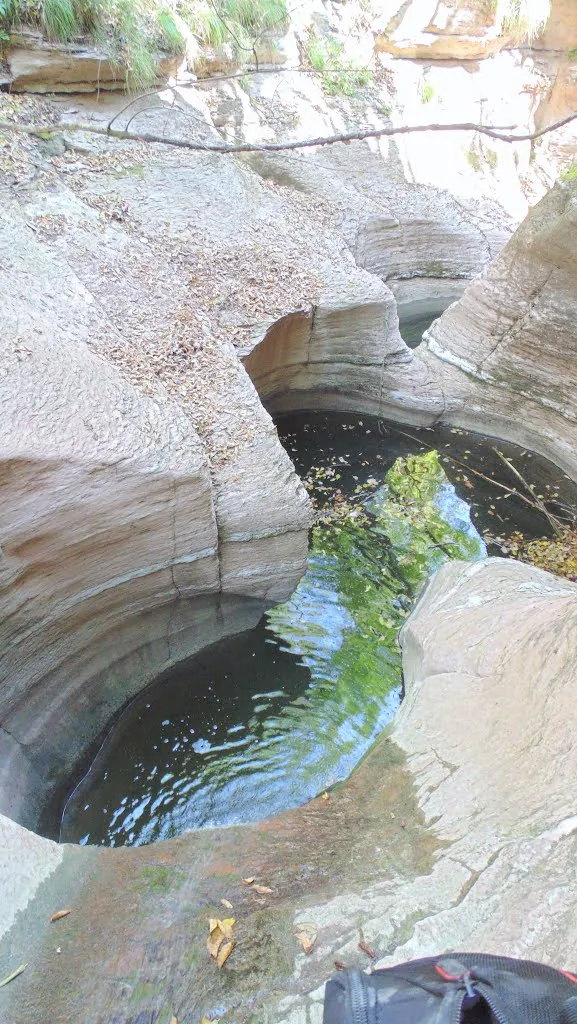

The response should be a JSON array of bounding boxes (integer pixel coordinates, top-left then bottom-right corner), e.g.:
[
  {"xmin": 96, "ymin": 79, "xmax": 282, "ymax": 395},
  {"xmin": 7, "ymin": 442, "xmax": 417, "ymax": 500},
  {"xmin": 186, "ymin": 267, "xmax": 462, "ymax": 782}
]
[{"xmin": 60, "ymin": 414, "xmax": 575, "ymax": 846}]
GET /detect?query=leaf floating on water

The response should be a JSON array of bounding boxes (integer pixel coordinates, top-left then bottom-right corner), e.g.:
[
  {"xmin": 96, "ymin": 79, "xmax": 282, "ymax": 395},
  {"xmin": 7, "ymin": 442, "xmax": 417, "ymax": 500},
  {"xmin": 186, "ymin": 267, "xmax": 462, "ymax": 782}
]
[
  {"xmin": 50, "ymin": 909, "xmax": 72, "ymax": 922},
  {"xmin": 334, "ymin": 961, "xmax": 348, "ymax": 971},
  {"xmin": 220, "ymin": 898, "xmax": 233, "ymax": 910},
  {"xmin": 207, "ymin": 918, "xmax": 235, "ymax": 967},
  {"xmin": 242, "ymin": 877, "xmax": 255, "ymax": 885},
  {"xmin": 0, "ymin": 964, "xmax": 26, "ymax": 988},
  {"xmin": 295, "ymin": 923, "xmax": 317, "ymax": 955},
  {"xmin": 250, "ymin": 885, "xmax": 273, "ymax": 895}
]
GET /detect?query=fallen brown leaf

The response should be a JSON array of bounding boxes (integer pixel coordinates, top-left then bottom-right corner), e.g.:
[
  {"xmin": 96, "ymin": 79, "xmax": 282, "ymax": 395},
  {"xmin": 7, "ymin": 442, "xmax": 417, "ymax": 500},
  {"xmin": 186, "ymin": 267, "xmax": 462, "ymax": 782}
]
[
  {"xmin": 250, "ymin": 884, "xmax": 273, "ymax": 895},
  {"xmin": 358, "ymin": 941, "xmax": 377, "ymax": 960},
  {"xmin": 207, "ymin": 918, "xmax": 235, "ymax": 967},
  {"xmin": 50, "ymin": 909, "xmax": 72, "ymax": 922},
  {"xmin": 334, "ymin": 960, "xmax": 348, "ymax": 971},
  {"xmin": 242, "ymin": 877, "xmax": 255, "ymax": 885},
  {"xmin": 294, "ymin": 923, "xmax": 317, "ymax": 955},
  {"xmin": 220, "ymin": 898, "xmax": 233, "ymax": 910}
]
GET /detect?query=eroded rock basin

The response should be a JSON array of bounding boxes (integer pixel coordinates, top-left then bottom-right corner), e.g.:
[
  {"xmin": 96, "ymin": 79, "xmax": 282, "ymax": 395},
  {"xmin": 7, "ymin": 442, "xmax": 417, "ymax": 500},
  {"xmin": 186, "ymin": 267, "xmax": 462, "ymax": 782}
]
[{"xmin": 55, "ymin": 414, "xmax": 577, "ymax": 849}]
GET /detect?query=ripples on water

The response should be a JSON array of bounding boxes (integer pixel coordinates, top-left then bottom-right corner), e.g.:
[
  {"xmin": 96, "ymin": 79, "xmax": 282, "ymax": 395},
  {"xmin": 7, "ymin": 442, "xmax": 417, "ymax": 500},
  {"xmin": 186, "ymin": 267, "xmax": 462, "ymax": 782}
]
[{"xmin": 59, "ymin": 415, "xmax": 575, "ymax": 846}]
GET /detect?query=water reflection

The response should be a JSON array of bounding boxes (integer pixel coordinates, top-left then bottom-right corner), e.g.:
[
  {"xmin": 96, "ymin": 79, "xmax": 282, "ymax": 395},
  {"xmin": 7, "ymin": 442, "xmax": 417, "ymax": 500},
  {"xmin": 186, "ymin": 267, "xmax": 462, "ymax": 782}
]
[{"xmin": 61, "ymin": 415, "xmax": 566, "ymax": 848}]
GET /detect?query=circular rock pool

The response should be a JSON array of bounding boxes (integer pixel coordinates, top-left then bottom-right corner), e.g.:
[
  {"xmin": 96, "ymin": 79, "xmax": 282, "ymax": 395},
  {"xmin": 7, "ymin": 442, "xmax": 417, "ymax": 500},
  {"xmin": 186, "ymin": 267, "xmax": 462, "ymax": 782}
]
[{"xmin": 58, "ymin": 414, "xmax": 576, "ymax": 846}]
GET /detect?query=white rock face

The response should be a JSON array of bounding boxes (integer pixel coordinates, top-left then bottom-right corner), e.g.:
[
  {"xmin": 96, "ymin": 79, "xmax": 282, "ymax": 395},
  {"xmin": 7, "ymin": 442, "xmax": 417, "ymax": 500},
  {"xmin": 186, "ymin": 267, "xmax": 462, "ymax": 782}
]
[
  {"xmin": 418, "ymin": 179, "xmax": 577, "ymax": 477},
  {"xmin": 389, "ymin": 557, "xmax": 577, "ymax": 966}
]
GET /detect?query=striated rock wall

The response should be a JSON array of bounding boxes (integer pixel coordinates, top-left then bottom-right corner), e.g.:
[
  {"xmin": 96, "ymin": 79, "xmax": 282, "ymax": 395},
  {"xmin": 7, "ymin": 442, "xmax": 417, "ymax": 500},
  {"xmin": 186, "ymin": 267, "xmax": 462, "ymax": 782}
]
[
  {"xmin": 242, "ymin": 262, "xmax": 413, "ymax": 416},
  {"xmin": 0, "ymin": 182, "xmax": 311, "ymax": 830},
  {"xmin": 4, "ymin": 29, "xmax": 179, "ymax": 92},
  {"xmin": 416, "ymin": 178, "xmax": 577, "ymax": 477}
]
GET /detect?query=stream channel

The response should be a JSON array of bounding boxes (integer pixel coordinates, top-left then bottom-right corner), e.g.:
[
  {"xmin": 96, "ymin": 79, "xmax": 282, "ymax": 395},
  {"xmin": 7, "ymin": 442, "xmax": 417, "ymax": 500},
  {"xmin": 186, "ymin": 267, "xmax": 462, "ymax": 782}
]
[{"xmin": 59, "ymin": 413, "xmax": 577, "ymax": 847}]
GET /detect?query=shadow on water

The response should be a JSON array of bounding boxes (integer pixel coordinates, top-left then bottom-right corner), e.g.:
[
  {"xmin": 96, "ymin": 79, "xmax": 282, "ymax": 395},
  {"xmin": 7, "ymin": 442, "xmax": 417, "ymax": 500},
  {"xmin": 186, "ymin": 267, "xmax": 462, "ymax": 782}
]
[{"xmin": 59, "ymin": 414, "xmax": 577, "ymax": 847}]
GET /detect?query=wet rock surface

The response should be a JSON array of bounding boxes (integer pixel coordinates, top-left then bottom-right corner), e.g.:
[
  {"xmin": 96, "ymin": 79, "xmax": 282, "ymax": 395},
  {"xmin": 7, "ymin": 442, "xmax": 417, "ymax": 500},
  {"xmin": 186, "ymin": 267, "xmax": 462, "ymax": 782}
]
[{"xmin": 2, "ymin": 557, "xmax": 577, "ymax": 1023}]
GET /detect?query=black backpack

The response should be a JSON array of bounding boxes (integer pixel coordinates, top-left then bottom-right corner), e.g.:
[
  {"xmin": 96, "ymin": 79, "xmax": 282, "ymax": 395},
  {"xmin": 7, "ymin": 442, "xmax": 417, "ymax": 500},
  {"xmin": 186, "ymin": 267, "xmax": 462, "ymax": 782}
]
[{"xmin": 323, "ymin": 953, "xmax": 577, "ymax": 1024}]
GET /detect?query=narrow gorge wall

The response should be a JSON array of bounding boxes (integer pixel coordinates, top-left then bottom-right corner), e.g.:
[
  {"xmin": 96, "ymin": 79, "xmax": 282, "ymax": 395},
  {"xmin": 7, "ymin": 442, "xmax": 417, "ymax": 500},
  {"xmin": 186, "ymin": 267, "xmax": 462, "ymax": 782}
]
[
  {"xmin": 0, "ymin": 187, "xmax": 312, "ymax": 830},
  {"xmin": 417, "ymin": 178, "xmax": 577, "ymax": 478}
]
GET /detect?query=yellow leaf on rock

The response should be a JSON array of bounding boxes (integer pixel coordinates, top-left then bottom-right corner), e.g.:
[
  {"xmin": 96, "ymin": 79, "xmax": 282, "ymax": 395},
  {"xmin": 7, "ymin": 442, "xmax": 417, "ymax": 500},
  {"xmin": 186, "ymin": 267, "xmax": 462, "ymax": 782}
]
[
  {"xmin": 220, "ymin": 898, "xmax": 233, "ymax": 910},
  {"xmin": 216, "ymin": 938, "xmax": 236, "ymax": 967},
  {"xmin": 250, "ymin": 884, "xmax": 273, "ymax": 895},
  {"xmin": 207, "ymin": 918, "xmax": 236, "ymax": 967},
  {"xmin": 242, "ymin": 877, "xmax": 255, "ymax": 885}
]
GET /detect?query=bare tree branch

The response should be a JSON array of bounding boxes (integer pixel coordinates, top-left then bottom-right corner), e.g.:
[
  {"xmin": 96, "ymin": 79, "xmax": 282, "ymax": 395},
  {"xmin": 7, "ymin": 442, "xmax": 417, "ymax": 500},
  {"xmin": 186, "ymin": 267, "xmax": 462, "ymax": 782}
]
[{"xmin": 1, "ymin": 113, "xmax": 575, "ymax": 154}]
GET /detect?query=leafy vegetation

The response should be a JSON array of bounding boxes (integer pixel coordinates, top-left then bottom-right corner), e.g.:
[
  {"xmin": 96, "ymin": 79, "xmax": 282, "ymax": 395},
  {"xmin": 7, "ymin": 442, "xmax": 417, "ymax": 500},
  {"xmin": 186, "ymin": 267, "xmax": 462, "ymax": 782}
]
[
  {"xmin": 499, "ymin": 529, "xmax": 577, "ymax": 581},
  {"xmin": 466, "ymin": 144, "xmax": 482, "ymax": 172},
  {"xmin": 561, "ymin": 162, "xmax": 577, "ymax": 181},
  {"xmin": 419, "ymin": 81, "xmax": 435, "ymax": 104},
  {"xmin": 0, "ymin": 0, "xmax": 287, "ymax": 88},
  {"xmin": 500, "ymin": 0, "xmax": 551, "ymax": 41},
  {"xmin": 305, "ymin": 29, "xmax": 373, "ymax": 97}
]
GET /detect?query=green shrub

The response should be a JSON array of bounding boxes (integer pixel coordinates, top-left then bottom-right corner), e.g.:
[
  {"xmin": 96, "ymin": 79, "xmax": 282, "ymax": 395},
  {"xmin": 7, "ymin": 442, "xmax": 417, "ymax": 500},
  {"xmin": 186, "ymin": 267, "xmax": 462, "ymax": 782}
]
[
  {"xmin": 182, "ymin": 0, "xmax": 287, "ymax": 51},
  {"xmin": 500, "ymin": 0, "xmax": 551, "ymax": 41},
  {"xmin": 420, "ymin": 81, "xmax": 434, "ymax": 104},
  {"xmin": 1, "ymin": 0, "xmax": 287, "ymax": 89},
  {"xmin": 306, "ymin": 30, "xmax": 373, "ymax": 97},
  {"xmin": 561, "ymin": 162, "xmax": 577, "ymax": 181},
  {"xmin": 466, "ymin": 145, "xmax": 482, "ymax": 172}
]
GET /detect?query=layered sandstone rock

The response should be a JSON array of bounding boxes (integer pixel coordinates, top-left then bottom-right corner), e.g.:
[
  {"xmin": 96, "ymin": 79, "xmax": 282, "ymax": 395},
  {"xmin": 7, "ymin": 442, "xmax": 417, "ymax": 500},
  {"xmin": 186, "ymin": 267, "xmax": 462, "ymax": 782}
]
[
  {"xmin": 0, "ymin": 177, "xmax": 311, "ymax": 829},
  {"xmin": 2, "ymin": 557, "xmax": 576, "ymax": 1023},
  {"xmin": 417, "ymin": 178, "xmax": 577, "ymax": 477},
  {"xmin": 5, "ymin": 29, "xmax": 178, "ymax": 92},
  {"xmin": 374, "ymin": 0, "xmax": 509, "ymax": 60},
  {"xmin": 242, "ymin": 261, "xmax": 411, "ymax": 414}
]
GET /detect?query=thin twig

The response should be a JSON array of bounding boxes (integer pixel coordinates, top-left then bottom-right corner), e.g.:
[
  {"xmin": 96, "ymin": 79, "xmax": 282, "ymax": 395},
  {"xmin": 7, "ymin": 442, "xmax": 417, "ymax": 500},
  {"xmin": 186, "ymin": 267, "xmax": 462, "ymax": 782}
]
[
  {"xmin": 390, "ymin": 427, "xmax": 566, "ymax": 530},
  {"xmin": 492, "ymin": 446, "xmax": 564, "ymax": 537},
  {"xmin": 1, "ymin": 113, "xmax": 575, "ymax": 154},
  {"xmin": 0, "ymin": 964, "xmax": 26, "ymax": 989}
]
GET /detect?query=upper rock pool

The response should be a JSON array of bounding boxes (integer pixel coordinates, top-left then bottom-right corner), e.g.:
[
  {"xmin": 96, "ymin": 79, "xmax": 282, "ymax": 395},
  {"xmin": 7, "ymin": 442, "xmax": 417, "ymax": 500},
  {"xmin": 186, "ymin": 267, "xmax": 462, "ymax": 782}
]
[{"xmin": 58, "ymin": 414, "xmax": 577, "ymax": 847}]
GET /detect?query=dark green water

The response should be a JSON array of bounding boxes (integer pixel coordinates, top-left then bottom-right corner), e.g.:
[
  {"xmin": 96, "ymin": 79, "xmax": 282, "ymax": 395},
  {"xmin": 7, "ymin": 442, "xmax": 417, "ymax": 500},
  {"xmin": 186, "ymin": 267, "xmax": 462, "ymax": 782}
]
[
  {"xmin": 399, "ymin": 313, "xmax": 437, "ymax": 348},
  {"xmin": 59, "ymin": 415, "xmax": 576, "ymax": 847}
]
